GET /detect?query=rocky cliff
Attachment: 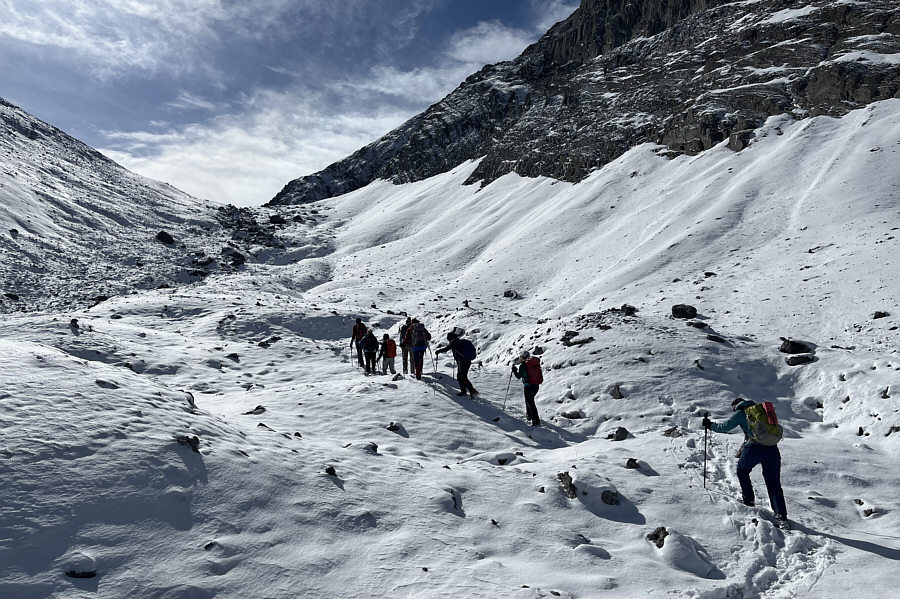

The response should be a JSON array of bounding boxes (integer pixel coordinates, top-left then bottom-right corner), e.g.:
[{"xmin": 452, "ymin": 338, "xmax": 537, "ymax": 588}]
[{"xmin": 269, "ymin": 0, "xmax": 899, "ymax": 205}]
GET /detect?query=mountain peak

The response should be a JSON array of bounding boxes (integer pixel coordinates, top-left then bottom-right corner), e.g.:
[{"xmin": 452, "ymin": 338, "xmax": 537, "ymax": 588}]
[{"xmin": 269, "ymin": 0, "xmax": 898, "ymax": 206}]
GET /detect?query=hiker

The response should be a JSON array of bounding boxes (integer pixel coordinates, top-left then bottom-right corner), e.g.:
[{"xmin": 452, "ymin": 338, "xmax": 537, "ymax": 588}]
[
  {"xmin": 398, "ymin": 317, "xmax": 413, "ymax": 374},
  {"xmin": 349, "ymin": 318, "xmax": 367, "ymax": 368},
  {"xmin": 405, "ymin": 318, "xmax": 431, "ymax": 380},
  {"xmin": 377, "ymin": 333, "xmax": 397, "ymax": 375},
  {"xmin": 361, "ymin": 330, "xmax": 380, "ymax": 375},
  {"xmin": 512, "ymin": 351, "xmax": 542, "ymax": 426},
  {"xmin": 703, "ymin": 398, "xmax": 788, "ymax": 528},
  {"xmin": 435, "ymin": 331, "xmax": 478, "ymax": 397}
]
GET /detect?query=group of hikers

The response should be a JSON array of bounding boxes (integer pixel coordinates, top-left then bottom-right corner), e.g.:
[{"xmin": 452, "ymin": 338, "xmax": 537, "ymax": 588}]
[
  {"xmin": 350, "ymin": 316, "xmax": 543, "ymax": 425},
  {"xmin": 350, "ymin": 316, "xmax": 791, "ymax": 529}
]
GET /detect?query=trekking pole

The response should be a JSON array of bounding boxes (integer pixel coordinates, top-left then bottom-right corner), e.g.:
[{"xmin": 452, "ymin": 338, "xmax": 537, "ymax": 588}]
[
  {"xmin": 703, "ymin": 412, "xmax": 709, "ymax": 488},
  {"xmin": 502, "ymin": 369, "xmax": 513, "ymax": 412}
]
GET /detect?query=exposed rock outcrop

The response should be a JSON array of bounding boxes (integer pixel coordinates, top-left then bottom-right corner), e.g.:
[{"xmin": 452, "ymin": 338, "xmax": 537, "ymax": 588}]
[{"xmin": 270, "ymin": 0, "xmax": 899, "ymax": 205}]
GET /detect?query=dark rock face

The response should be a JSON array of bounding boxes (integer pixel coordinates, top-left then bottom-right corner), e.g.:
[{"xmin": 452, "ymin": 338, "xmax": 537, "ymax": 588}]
[{"xmin": 269, "ymin": 0, "xmax": 900, "ymax": 205}]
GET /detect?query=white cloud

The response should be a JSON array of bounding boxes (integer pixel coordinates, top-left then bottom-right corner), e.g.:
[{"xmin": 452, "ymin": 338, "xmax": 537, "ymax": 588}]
[
  {"xmin": 0, "ymin": 0, "xmax": 331, "ymax": 79},
  {"xmin": 530, "ymin": 0, "xmax": 580, "ymax": 32},
  {"xmin": 101, "ymin": 88, "xmax": 412, "ymax": 206},
  {"xmin": 445, "ymin": 20, "xmax": 535, "ymax": 66},
  {"xmin": 88, "ymin": 3, "xmax": 583, "ymax": 207}
]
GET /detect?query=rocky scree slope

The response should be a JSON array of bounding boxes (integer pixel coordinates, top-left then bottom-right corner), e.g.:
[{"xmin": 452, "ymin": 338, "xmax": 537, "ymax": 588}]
[
  {"xmin": 270, "ymin": 0, "xmax": 900, "ymax": 205},
  {"xmin": 0, "ymin": 98, "xmax": 312, "ymax": 313}
]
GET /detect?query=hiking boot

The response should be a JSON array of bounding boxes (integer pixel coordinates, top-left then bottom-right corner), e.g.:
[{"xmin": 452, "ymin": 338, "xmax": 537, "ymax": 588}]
[
  {"xmin": 455, "ymin": 392, "xmax": 467, "ymax": 396},
  {"xmin": 775, "ymin": 516, "xmax": 790, "ymax": 530},
  {"xmin": 742, "ymin": 500, "xmax": 755, "ymax": 508}
]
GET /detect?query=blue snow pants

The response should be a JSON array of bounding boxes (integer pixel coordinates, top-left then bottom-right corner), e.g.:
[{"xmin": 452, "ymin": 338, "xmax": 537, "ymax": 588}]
[{"xmin": 736, "ymin": 443, "xmax": 787, "ymax": 519}]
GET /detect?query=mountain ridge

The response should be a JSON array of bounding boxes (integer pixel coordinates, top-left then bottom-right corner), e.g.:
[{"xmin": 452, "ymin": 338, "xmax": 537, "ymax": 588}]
[{"xmin": 269, "ymin": 0, "xmax": 899, "ymax": 206}]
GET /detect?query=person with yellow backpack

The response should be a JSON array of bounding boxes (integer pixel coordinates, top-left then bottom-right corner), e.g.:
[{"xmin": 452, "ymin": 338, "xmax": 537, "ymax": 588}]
[{"xmin": 703, "ymin": 398, "xmax": 788, "ymax": 529}]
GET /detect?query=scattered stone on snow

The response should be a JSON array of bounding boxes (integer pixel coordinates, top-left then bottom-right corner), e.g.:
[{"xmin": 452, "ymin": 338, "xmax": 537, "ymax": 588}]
[
  {"xmin": 873, "ymin": 311, "xmax": 890, "ymax": 319},
  {"xmin": 886, "ymin": 426, "xmax": 900, "ymax": 437},
  {"xmin": 626, "ymin": 458, "xmax": 640, "ymax": 469},
  {"xmin": 663, "ymin": 426, "xmax": 682, "ymax": 438},
  {"xmin": 672, "ymin": 304, "xmax": 697, "ymax": 319},
  {"xmin": 561, "ymin": 410, "xmax": 584, "ymax": 419},
  {"xmin": 706, "ymin": 334, "xmax": 726, "ymax": 344},
  {"xmin": 242, "ymin": 405, "xmax": 266, "ymax": 415},
  {"xmin": 779, "ymin": 338, "xmax": 813, "ymax": 354},
  {"xmin": 786, "ymin": 354, "xmax": 815, "ymax": 366},
  {"xmin": 258, "ymin": 335, "xmax": 281, "ymax": 348},
  {"xmin": 155, "ymin": 230, "xmax": 175, "ymax": 245},
  {"xmin": 184, "ymin": 391, "xmax": 196, "ymax": 410},
  {"xmin": 621, "ymin": 304, "xmax": 637, "ymax": 316},
  {"xmin": 881, "ymin": 387, "xmax": 890, "ymax": 399},
  {"xmin": 686, "ymin": 320, "xmax": 707, "ymax": 329},
  {"xmin": 392, "ymin": 373, "xmax": 403, "ymax": 381},
  {"xmin": 325, "ymin": 465, "xmax": 337, "ymax": 476},
  {"xmin": 503, "ymin": 289, "xmax": 520, "ymax": 299},
  {"xmin": 387, "ymin": 421, "xmax": 403, "ymax": 432},
  {"xmin": 608, "ymin": 427, "xmax": 629, "ymax": 441},
  {"xmin": 558, "ymin": 472, "xmax": 578, "ymax": 499},
  {"xmin": 63, "ymin": 551, "xmax": 98, "ymax": 578},
  {"xmin": 95, "ymin": 379, "xmax": 119, "ymax": 389},
  {"xmin": 601, "ymin": 490, "xmax": 620, "ymax": 505},
  {"xmin": 609, "ymin": 384, "xmax": 625, "ymax": 399},
  {"xmin": 176, "ymin": 435, "xmax": 200, "ymax": 453},
  {"xmin": 225, "ymin": 353, "xmax": 240, "ymax": 362},
  {"xmin": 293, "ymin": 432, "xmax": 303, "ymax": 438},
  {"xmin": 646, "ymin": 526, "xmax": 669, "ymax": 548}
]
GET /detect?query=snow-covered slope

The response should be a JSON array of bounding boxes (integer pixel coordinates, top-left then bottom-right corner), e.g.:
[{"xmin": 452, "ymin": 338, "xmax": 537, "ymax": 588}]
[
  {"xmin": 1, "ymin": 98, "xmax": 232, "ymax": 312},
  {"xmin": 2, "ymin": 101, "xmax": 898, "ymax": 598}
]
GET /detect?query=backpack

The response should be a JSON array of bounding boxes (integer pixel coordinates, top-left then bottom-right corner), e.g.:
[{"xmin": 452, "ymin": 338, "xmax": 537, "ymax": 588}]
[
  {"xmin": 524, "ymin": 357, "xmax": 543, "ymax": 385},
  {"xmin": 457, "ymin": 339, "xmax": 476, "ymax": 360},
  {"xmin": 363, "ymin": 334, "xmax": 379, "ymax": 352},
  {"xmin": 745, "ymin": 401, "xmax": 783, "ymax": 446},
  {"xmin": 385, "ymin": 339, "xmax": 397, "ymax": 358},
  {"xmin": 411, "ymin": 323, "xmax": 429, "ymax": 346}
]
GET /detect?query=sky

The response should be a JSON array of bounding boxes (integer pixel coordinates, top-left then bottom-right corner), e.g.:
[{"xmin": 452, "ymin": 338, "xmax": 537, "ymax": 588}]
[{"xmin": 0, "ymin": 0, "xmax": 579, "ymax": 207}]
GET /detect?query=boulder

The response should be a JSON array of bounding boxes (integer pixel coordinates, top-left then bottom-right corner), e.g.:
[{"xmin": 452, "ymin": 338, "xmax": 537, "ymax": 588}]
[
  {"xmin": 672, "ymin": 304, "xmax": 697, "ymax": 319},
  {"xmin": 155, "ymin": 230, "xmax": 175, "ymax": 245},
  {"xmin": 779, "ymin": 338, "xmax": 812, "ymax": 354},
  {"xmin": 646, "ymin": 526, "xmax": 668, "ymax": 548},
  {"xmin": 786, "ymin": 354, "xmax": 814, "ymax": 366},
  {"xmin": 608, "ymin": 426, "xmax": 629, "ymax": 441}
]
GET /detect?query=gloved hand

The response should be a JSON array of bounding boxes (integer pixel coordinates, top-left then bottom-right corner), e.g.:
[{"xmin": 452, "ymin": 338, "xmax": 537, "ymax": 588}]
[
  {"xmin": 702, "ymin": 416, "xmax": 712, "ymax": 430},
  {"xmin": 511, "ymin": 366, "xmax": 517, "ymax": 374}
]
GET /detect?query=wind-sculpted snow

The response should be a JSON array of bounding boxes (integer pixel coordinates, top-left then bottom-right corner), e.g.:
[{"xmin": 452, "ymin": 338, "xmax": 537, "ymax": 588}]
[
  {"xmin": 2, "ymin": 101, "xmax": 898, "ymax": 598},
  {"xmin": 270, "ymin": 0, "xmax": 900, "ymax": 205}
]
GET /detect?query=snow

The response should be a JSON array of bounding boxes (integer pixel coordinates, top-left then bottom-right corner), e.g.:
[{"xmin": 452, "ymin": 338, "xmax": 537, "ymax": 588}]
[
  {"xmin": 761, "ymin": 6, "xmax": 820, "ymax": 25},
  {"xmin": 1, "ymin": 99, "xmax": 899, "ymax": 598}
]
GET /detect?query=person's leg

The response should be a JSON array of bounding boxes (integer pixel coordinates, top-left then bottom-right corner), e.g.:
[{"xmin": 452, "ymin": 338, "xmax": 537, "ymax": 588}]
[
  {"xmin": 459, "ymin": 360, "xmax": 477, "ymax": 395},
  {"xmin": 736, "ymin": 443, "xmax": 764, "ymax": 506},
  {"xmin": 413, "ymin": 349, "xmax": 424, "ymax": 379},
  {"xmin": 455, "ymin": 360, "xmax": 468, "ymax": 395},
  {"xmin": 388, "ymin": 357, "xmax": 396, "ymax": 374},
  {"xmin": 402, "ymin": 347, "xmax": 410, "ymax": 373},
  {"xmin": 356, "ymin": 344, "xmax": 364, "ymax": 366},
  {"xmin": 524, "ymin": 385, "xmax": 540, "ymax": 425},
  {"xmin": 760, "ymin": 446, "xmax": 787, "ymax": 519}
]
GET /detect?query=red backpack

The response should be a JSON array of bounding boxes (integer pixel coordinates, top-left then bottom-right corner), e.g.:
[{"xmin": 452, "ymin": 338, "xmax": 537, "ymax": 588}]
[
  {"xmin": 524, "ymin": 357, "xmax": 543, "ymax": 384},
  {"xmin": 385, "ymin": 339, "xmax": 397, "ymax": 358}
]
